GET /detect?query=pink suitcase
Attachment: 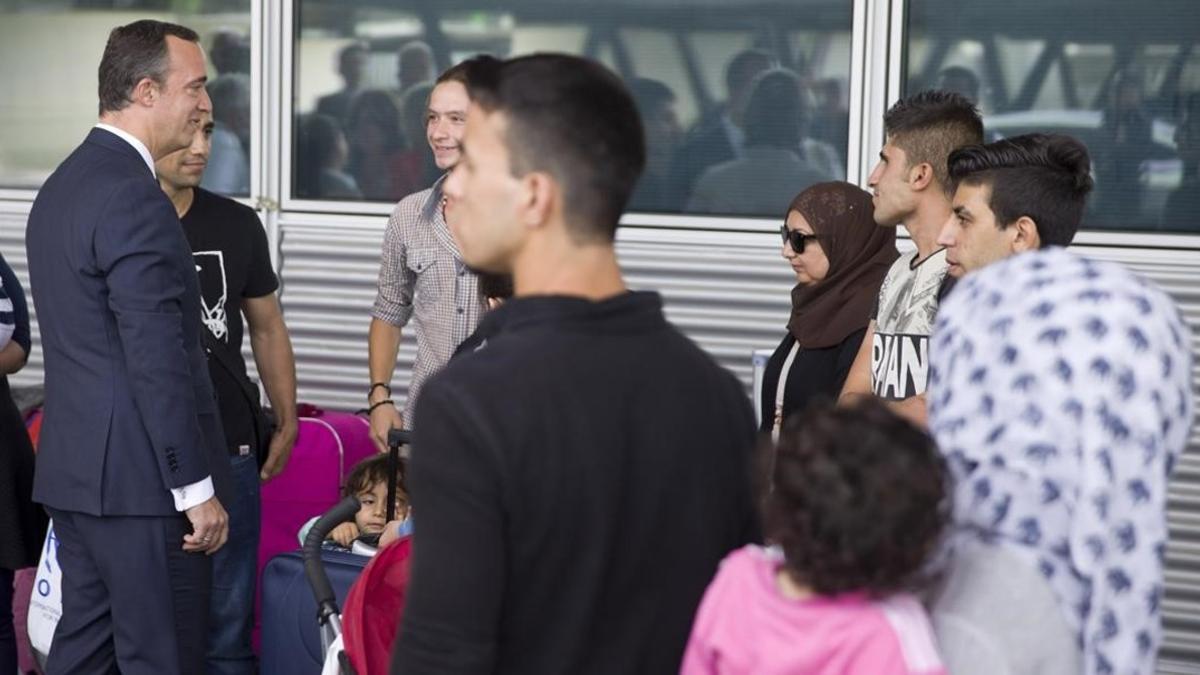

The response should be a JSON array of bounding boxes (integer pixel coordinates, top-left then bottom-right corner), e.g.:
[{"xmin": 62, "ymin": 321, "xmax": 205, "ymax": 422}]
[{"xmin": 254, "ymin": 404, "xmax": 376, "ymax": 650}]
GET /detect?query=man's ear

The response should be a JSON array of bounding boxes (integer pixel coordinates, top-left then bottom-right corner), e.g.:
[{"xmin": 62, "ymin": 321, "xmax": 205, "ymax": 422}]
[
  {"xmin": 520, "ymin": 171, "xmax": 558, "ymax": 229},
  {"xmin": 1011, "ymin": 215, "xmax": 1041, "ymax": 252},
  {"xmin": 131, "ymin": 77, "xmax": 159, "ymax": 107},
  {"xmin": 908, "ymin": 162, "xmax": 935, "ymax": 192}
]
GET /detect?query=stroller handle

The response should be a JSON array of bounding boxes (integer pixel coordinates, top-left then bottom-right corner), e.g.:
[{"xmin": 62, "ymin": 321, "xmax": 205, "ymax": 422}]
[{"xmin": 303, "ymin": 494, "xmax": 361, "ymax": 623}]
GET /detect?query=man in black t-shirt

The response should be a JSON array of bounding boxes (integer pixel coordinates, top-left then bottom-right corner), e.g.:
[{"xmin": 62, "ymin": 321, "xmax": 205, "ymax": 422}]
[
  {"xmin": 157, "ymin": 115, "xmax": 298, "ymax": 675},
  {"xmin": 392, "ymin": 55, "xmax": 758, "ymax": 675}
]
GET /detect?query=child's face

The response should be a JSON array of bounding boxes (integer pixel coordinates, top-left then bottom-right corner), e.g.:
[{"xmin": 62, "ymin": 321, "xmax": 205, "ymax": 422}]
[{"xmin": 354, "ymin": 481, "xmax": 394, "ymax": 535}]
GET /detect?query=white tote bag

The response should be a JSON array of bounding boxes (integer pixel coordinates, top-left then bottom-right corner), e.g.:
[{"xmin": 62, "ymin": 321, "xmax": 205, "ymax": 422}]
[{"xmin": 26, "ymin": 521, "xmax": 62, "ymax": 659}]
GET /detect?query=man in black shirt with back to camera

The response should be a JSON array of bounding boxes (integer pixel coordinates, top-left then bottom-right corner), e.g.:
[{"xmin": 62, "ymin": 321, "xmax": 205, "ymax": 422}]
[
  {"xmin": 157, "ymin": 113, "xmax": 298, "ymax": 675},
  {"xmin": 391, "ymin": 54, "xmax": 760, "ymax": 675}
]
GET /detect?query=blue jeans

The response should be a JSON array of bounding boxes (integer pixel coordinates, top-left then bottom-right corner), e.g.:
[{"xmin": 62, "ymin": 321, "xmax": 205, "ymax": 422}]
[{"xmin": 206, "ymin": 453, "xmax": 260, "ymax": 675}]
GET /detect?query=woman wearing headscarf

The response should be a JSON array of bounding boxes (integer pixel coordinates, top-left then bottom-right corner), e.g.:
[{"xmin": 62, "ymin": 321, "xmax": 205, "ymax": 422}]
[
  {"xmin": 927, "ymin": 248, "xmax": 1193, "ymax": 675},
  {"xmin": 759, "ymin": 181, "xmax": 897, "ymax": 436},
  {"xmin": 0, "ymin": 252, "xmax": 48, "ymax": 674}
]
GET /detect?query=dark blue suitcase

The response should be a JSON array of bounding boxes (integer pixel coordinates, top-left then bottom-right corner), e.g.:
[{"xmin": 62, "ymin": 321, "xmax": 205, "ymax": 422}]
[{"xmin": 259, "ymin": 549, "xmax": 368, "ymax": 675}]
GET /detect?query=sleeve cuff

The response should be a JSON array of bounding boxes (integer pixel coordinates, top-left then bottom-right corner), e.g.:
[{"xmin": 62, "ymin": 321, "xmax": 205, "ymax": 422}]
[{"xmin": 171, "ymin": 476, "xmax": 214, "ymax": 511}]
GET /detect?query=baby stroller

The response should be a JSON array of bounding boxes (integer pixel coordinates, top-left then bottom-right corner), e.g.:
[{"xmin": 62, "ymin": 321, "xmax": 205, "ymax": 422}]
[{"xmin": 303, "ymin": 428, "xmax": 412, "ymax": 675}]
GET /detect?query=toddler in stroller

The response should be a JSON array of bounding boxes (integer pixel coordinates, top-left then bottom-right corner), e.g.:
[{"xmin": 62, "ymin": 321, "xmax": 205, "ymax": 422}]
[{"xmin": 304, "ymin": 430, "xmax": 413, "ymax": 675}]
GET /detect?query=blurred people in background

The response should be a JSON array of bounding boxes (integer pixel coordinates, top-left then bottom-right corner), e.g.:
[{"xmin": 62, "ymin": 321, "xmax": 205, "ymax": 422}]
[
  {"xmin": 935, "ymin": 66, "xmax": 981, "ymax": 106},
  {"xmin": 670, "ymin": 48, "xmax": 774, "ymax": 205},
  {"xmin": 209, "ymin": 28, "xmax": 250, "ymax": 76},
  {"xmin": 1162, "ymin": 91, "xmax": 1200, "ymax": 229},
  {"xmin": 296, "ymin": 113, "xmax": 360, "ymax": 199},
  {"xmin": 346, "ymin": 89, "xmax": 407, "ymax": 201},
  {"xmin": 810, "ymin": 78, "xmax": 849, "ymax": 163},
  {"xmin": 761, "ymin": 182, "xmax": 896, "ymax": 437},
  {"xmin": 627, "ymin": 77, "xmax": 682, "ymax": 212},
  {"xmin": 688, "ymin": 69, "xmax": 832, "ymax": 215},
  {"xmin": 396, "ymin": 41, "xmax": 434, "ymax": 97},
  {"xmin": 203, "ymin": 73, "xmax": 251, "ymax": 195},
  {"xmin": 317, "ymin": 42, "xmax": 368, "ymax": 125},
  {"xmin": 1093, "ymin": 68, "xmax": 1156, "ymax": 227}
]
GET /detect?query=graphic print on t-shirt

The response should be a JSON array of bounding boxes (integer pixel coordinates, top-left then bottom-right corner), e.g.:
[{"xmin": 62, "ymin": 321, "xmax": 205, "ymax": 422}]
[
  {"xmin": 193, "ymin": 250, "xmax": 229, "ymax": 341},
  {"xmin": 870, "ymin": 250, "xmax": 949, "ymax": 400},
  {"xmin": 872, "ymin": 332, "xmax": 928, "ymax": 399}
]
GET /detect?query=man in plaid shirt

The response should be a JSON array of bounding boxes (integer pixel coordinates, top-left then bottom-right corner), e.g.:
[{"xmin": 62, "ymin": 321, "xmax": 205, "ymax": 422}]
[{"xmin": 366, "ymin": 61, "xmax": 487, "ymax": 449}]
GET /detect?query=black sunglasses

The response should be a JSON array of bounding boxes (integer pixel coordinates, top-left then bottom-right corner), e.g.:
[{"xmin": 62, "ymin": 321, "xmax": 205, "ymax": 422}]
[{"xmin": 780, "ymin": 225, "xmax": 820, "ymax": 254}]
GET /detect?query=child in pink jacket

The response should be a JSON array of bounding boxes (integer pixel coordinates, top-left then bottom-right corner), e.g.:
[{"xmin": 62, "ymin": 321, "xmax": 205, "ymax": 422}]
[{"xmin": 681, "ymin": 399, "xmax": 949, "ymax": 675}]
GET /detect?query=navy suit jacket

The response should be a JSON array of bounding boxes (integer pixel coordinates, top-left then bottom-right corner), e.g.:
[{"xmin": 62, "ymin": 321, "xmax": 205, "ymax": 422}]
[{"xmin": 26, "ymin": 128, "xmax": 231, "ymax": 516}]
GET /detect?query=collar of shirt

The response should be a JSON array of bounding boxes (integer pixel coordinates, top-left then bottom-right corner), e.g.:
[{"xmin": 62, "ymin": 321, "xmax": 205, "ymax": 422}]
[
  {"xmin": 475, "ymin": 291, "xmax": 666, "ymax": 342},
  {"xmin": 95, "ymin": 123, "xmax": 156, "ymax": 178}
]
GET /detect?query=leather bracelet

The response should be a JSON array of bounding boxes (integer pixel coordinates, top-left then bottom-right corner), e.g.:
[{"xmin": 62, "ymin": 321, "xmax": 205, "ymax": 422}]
[
  {"xmin": 368, "ymin": 382, "xmax": 392, "ymax": 399},
  {"xmin": 367, "ymin": 399, "xmax": 394, "ymax": 414}
]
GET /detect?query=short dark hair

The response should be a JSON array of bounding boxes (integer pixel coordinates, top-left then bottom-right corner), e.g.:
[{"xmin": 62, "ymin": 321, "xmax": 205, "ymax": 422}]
[
  {"xmin": 344, "ymin": 454, "xmax": 408, "ymax": 507},
  {"xmin": 743, "ymin": 69, "xmax": 805, "ymax": 150},
  {"xmin": 98, "ymin": 20, "xmax": 200, "ymax": 115},
  {"xmin": 884, "ymin": 90, "xmax": 983, "ymax": 197},
  {"xmin": 463, "ymin": 54, "xmax": 646, "ymax": 242},
  {"xmin": 948, "ymin": 133, "xmax": 1093, "ymax": 246},
  {"xmin": 765, "ymin": 399, "xmax": 949, "ymax": 597},
  {"xmin": 436, "ymin": 60, "xmax": 472, "ymax": 88}
]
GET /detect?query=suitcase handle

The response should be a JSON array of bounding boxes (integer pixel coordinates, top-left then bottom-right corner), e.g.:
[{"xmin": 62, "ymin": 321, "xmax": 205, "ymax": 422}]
[{"xmin": 303, "ymin": 495, "xmax": 361, "ymax": 626}]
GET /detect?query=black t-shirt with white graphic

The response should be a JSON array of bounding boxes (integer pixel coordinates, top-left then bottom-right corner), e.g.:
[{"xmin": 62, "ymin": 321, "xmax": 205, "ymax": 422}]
[{"xmin": 181, "ymin": 187, "xmax": 278, "ymax": 454}]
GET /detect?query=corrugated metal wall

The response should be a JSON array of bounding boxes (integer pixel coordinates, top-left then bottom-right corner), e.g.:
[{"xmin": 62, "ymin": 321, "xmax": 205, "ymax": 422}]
[
  {"xmin": 278, "ymin": 213, "xmax": 1200, "ymax": 670},
  {"xmin": 2, "ymin": 203, "xmax": 1199, "ymax": 670}
]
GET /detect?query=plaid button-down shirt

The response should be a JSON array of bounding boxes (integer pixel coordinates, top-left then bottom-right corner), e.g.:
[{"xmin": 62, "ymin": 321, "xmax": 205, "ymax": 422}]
[{"xmin": 372, "ymin": 179, "xmax": 486, "ymax": 425}]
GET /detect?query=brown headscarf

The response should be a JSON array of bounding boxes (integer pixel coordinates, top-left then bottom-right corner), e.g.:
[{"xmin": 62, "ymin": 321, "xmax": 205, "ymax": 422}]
[{"xmin": 785, "ymin": 182, "xmax": 897, "ymax": 349}]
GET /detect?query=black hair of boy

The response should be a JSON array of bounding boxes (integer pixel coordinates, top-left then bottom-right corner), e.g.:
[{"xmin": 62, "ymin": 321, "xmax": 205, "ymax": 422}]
[
  {"xmin": 460, "ymin": 54, "xmax": 646, "ymax": 243},
  {"xmin": 765, "ymin": 399, "xmax": 949, "ymax": 597},
  {"xmin": 884, "ymin": 90, "xmax": 984, "ymax": 197},
  {"xmin": 948, "ymin": 133, "xmax": 1093, "ymax": 247},
  {"xmin": 344, "ymin": 453, "xmax": 408, "ymax": 502}
]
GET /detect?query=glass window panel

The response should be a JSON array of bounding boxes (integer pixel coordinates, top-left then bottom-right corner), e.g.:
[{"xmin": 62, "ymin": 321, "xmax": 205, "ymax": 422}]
[
  {"xmin": 0, "ymin": 1, "xmax": 252, "ymax": 196},
  {"xmin": 293, "ymin": 0, "xmax": 854, "ymax": 218},
  {"xmin": 905, "ymin": 0, "xmax": 1200, "ymax": 232}
]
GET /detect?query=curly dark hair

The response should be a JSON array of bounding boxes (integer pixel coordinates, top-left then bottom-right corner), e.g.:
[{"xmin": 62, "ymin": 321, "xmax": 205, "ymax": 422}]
[
  {"xmin": 344, "ymin": 454, "xmax": 409, "ymax": 511},
  {"xmin": 765, "ymin": 398, "xmax": 950, "ymax": 597}
]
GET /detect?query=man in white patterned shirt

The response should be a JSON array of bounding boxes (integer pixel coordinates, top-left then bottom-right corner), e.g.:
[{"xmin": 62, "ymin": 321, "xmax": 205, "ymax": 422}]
[{"xmin": 367, "ymin": 62, "xmax": 487, "ymax": 449}]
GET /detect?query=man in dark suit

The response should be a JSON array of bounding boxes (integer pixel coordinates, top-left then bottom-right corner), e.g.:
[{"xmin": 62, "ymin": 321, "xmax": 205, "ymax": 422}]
[{"xmin": 25, "ymin": 20, "xmax": 231, "ymax": 675}]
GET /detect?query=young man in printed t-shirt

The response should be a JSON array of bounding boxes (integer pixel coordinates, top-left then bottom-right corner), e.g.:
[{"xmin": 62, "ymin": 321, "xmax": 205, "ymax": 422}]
[{"xmin": 838, "ymin": 91, "xmax": 983, "ymax": 426}]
